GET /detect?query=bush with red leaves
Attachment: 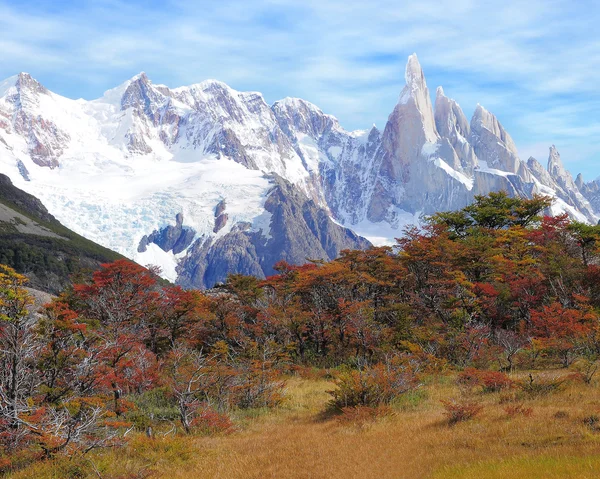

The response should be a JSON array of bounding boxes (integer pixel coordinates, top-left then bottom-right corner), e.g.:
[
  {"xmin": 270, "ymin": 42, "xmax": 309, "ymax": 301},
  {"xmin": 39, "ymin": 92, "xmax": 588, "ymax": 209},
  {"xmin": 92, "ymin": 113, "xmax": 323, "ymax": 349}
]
[{"xmin": 458, "ymin": 368, "xmax": 513, "ymax": 393}]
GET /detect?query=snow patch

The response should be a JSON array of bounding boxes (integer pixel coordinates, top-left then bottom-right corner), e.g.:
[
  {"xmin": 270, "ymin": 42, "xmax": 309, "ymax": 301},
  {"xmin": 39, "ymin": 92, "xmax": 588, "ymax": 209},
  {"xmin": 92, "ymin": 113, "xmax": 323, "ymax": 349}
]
[
  {"xmin": 349, "ymin": 209, "xmax": 421, "ymax": 246},
  {"xmin": 476, "ymin": 160, "xmax": 512, "ymax": 178},
  {"xmin": 328, "ymin": 146, "xmax": 342, "ymax": 158},
  {"xmin": 296, "ymin": 133, "xmax": 326, "ymax": 173},
  {"xmin": 433, "ymin": 157, "xmax": 474, "ymax": 190},
  {"xmin": 135, "ymin": 243, "xmax": 179, "ymax": 283},
  {"xmin": 421, "ymin": 142, "xmax": 439, "ymax": 157},
  {"xmin": 251, "ymin": 209, "xmax": 273, "ymax": 239}
]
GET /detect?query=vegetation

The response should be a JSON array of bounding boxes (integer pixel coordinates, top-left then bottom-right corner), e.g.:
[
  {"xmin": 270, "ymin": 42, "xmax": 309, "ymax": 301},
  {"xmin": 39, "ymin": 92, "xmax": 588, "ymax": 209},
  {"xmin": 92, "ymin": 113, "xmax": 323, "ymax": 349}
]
[{"xmin": 4, "ymin": 191, "xmax": 600, "ymax": 477}]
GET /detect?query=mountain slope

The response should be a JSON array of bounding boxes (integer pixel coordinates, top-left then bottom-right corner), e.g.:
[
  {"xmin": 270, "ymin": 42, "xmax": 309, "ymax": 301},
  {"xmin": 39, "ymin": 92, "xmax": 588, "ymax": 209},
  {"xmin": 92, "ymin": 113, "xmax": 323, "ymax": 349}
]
[
  {"xmin": 0, "ymin": 174, "xmax": 123, "ymax": 293},
  {"xmin": 0, "ymin": 55, "xmax": 597, "ymax": 286}
]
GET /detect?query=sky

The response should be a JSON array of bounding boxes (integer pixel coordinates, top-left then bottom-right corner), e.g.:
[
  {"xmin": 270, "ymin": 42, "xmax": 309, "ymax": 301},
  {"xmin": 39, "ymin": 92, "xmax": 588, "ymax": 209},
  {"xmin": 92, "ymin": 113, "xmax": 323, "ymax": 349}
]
[{"xmin": 1, "ymin": 0, "xmax": 599, "ymax": 179}]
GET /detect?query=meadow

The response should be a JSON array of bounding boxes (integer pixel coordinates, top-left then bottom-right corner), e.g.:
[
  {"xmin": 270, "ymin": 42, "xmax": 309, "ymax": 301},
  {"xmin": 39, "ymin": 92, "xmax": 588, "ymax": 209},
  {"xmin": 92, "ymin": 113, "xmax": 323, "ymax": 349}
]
[{"xmin": 11, "ymin": 370, "xmax": 600, "ymax": 479}]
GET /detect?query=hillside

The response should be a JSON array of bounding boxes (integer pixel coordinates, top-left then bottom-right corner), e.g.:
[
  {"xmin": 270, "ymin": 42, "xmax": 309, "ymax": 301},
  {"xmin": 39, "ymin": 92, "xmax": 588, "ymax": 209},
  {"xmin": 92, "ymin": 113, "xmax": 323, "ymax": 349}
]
[{"xmin": 0, "ymin": 173, "xmax": 123, "ymax": 293}]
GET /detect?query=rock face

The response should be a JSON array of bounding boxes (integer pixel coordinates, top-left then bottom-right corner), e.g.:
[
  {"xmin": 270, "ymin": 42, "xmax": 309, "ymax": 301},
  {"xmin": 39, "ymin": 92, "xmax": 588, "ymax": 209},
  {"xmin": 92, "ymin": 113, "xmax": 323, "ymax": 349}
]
[
  {"xmin": 0, "ymin": 73, "xmax": 68, "ymax": 168},
  {"xmin": 139, "ymin": 213, "xmax": 196, "ymax": 255},
  {"xmin": 434, "ymin": 87, "xmax": 477, "ymax": 175},
  {"xmin": 178, "ymin": 175, "xmax": 371, "ymax": 288},
  {"xmin": 0, "ymin": 54, "xmax": 598, "ymax": 287}
]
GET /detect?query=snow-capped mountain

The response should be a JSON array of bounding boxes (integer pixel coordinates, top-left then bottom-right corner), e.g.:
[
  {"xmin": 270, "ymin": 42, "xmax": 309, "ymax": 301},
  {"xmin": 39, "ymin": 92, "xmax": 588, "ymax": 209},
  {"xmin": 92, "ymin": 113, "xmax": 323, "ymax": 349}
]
[{"xmin": 0, "ymin": 55, "xmax": 597, "ymax": 287}]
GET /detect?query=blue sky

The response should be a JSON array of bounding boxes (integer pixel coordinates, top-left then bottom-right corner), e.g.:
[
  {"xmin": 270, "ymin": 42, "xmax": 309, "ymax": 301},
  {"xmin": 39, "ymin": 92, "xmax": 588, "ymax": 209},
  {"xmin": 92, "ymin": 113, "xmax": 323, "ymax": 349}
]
[{"xmin": 1, "ymin": 0, "xmax": 600, "ymax": 179}]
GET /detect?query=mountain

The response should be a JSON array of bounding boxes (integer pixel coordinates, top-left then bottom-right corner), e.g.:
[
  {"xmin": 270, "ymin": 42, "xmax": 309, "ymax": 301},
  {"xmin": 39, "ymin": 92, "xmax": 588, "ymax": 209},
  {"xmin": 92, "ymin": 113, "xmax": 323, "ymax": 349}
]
[
  {"xmin": 0, "ymin": 55, "xmax": 597, "ymax": 287},
  {"xmin": 0, "ymin": 173, "xmax": 122, "ymax": 293}
]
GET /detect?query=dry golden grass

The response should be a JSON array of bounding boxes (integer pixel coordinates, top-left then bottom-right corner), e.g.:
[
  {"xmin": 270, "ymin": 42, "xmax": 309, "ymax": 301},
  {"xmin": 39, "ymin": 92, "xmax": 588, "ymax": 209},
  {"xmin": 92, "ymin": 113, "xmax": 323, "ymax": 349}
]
[{"xmin": 10, "ymin": 372, "xmax": 600, "ymax": 479}]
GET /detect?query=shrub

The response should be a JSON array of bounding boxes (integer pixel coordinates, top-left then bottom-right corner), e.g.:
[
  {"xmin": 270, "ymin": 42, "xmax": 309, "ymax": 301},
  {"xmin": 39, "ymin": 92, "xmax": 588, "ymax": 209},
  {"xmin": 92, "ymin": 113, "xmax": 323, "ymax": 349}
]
[
  {"xmin": 458, "ymin": 368, "xmax": 513, "ymax": 393},
  {"xmin": 129, "ymin": 388, "xmax": 179, "ymax": 429},
  {"xmin": 518, "ymin": 374, "xmax": 566, "ymax": 397},
  {"xmin": 570, "ymin": 359, "xmax": 599, "ymax": 385},
  {"xmin": 329, "ymin": 362, "xmax": 419, "ymax": 409},
  {"xmin": 191, "ymin": 408, "xmax": 235, "ymax": 435},
  {"xmin": 232, "ymin": 361, "xmax": 286, "ymax": 409},
  {"xmin": 456, "ymin": 367, "xmax": 482, "ymax": 389},
  {"xmin": 441, "ymin": 399, "xmax": 484, "ymax": 424},
  {"xmin": 504, "ymin": 403, "xmax": 533, "ymax": 418},
  {"xmin": 336, "ymin": 405, "xmax": 393, "ymax": 427}
]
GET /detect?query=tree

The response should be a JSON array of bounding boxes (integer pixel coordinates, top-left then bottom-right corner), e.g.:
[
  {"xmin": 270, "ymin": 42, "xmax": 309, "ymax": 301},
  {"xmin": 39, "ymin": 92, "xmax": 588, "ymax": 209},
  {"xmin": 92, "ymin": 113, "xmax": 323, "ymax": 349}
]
[
  {"xmin": 36, "ymin": 301, "xmax": 87, "ymax": 404},
  {"xmin": 72, "ymin": 260, "xmax": 159, "ymax": 415},
  {"xmin": 163, "ymin": 347, "xmax": 208, "ymax": 434},
  {"xmin": 429, "ymin": 191, "xmax": 552, "ymax": 234},
  {"xmin": 0, "ymin": 265, "xmax": 37, "ymax": 451},
  {"xmin": 531, "ymin": 302, "xmax": 595, "ymax": 367},
  {"xmin": 568, "ymin": 222, "xmax": 600, "ymax": 267}
]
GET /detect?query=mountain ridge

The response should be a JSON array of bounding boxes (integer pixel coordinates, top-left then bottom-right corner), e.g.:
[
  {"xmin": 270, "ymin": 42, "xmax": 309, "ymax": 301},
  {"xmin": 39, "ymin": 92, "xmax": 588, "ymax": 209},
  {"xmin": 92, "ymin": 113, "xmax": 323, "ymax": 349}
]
[{"xmin": 0, "ymin": 53, "xmax": 598, "ymax": 286}]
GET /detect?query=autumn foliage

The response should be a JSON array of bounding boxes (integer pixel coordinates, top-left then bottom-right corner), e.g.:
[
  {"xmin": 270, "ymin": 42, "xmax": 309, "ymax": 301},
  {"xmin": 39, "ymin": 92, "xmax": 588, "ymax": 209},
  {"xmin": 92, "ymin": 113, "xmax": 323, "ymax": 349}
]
[{"xmin": 3, "ymin": 191, "xmax": 600, "ymax": 472}]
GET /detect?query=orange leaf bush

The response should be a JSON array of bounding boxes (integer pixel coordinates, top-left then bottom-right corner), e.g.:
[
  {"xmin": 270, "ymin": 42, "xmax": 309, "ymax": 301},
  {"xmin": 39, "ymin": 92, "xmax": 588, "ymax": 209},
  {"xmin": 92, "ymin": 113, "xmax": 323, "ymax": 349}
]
[
  {"xmin": 458, "ymin": 368, "xmax": 513, "ymax": 393},
  {"xmin": 441, "ymin": 399, "xmax": 484, "ymax": 424}
]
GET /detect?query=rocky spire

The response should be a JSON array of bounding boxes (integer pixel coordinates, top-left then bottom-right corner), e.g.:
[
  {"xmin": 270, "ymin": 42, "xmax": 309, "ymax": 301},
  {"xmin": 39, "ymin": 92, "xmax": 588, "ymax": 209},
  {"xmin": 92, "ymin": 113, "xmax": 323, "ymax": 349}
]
[
  {"xmin": 368, "ymin": 55, "xmax": 479, "ymax": 221},
  {"xmin": 543, "ymin": 146, "xmax": 596, "ymax": 218},
  {"xmin": 469, "ymin": 104, "xmax": 529, "ymax": 180},
  {"xmin": 470, "ymin": 105, "xmax": 518, "ymax": 156},
  {"xmin": 435, "ymin": 87, "xmax": 469, "ymax": 139},
  {"xmin": 546, "ymin": 145, "xmax": 580, "ymax": 193},
  {"xmin": 575, "ymin": 173, "xmax": 585, "ymax": 191},
  {"xmin": 547, "ymin": 145, "xmax": 567, "ymax": 179},
  {"xmin": 527, "ymin": 156, "xmax": 558, "ymax": 189},
  {"xmin": 434, "ymin": 86, "xmax": 477, "ymax": 173},
  {"xmin": 396, "ymin": 54, "xmax": 438, "ymax": 143}
]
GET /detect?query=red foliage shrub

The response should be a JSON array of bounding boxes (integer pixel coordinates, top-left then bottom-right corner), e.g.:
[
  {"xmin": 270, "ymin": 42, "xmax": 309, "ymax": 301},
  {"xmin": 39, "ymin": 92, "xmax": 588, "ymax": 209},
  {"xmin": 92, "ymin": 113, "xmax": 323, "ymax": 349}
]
[
  {"xmin": 441, "ymin": 399, "xmax": 484, "ymax": 424},
  {"xmin": 191, "ymin": 408, "xmax": 235, "ymax": 435},
  {"xmin": 458, "ymin": 368, "xmax": 513, "ymax": 392},
  {"xmin": 504, "ymin": 403, "xmax": 533, "ymax": 417},
  {"xmin": 336, "ymin": 405, "xmax": 393, "ymax": 427}
]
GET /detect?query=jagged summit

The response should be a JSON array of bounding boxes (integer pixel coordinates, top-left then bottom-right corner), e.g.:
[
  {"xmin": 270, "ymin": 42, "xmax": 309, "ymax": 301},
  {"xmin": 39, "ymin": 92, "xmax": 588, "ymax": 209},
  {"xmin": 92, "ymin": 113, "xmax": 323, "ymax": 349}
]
[
  {"xmin": 547, "ymin": 145, "xmax": 564, "ymax": 173},
  {"xmin": 547, "ymin": 146, "xmax": 577, "ymax": 192},
  {"xmin": 470, "ymin": 104, "xmax": 518, "ymax": 155},
  {"xmin": 0, "ymin": 72, "xmax": 48, "ymax": 104},
  {"xmin": 405, "ymin": 53, "xmax": 426, "ymax": 87},
  {"xmin": 130, "ymin": 71, "xmax": 148, "ymax": 82},
  {"xmin": 15, "ymin": 72, "xmax": 48, "ymax": 94},
  {"xmin": 393, "ymin": 54, "xmax": 438, "ymax": 143},
  {"xmin": 273, "ymin": 97, "xmax": 322, "ymax": 112}
]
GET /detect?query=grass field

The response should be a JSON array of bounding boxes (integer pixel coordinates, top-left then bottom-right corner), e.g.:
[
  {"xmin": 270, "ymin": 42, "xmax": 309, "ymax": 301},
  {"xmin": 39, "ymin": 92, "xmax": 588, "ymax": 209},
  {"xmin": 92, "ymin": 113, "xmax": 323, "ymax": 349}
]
[{"xmin": 9, "ymin": 371, "xmax": 600, "ymax": 479}]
